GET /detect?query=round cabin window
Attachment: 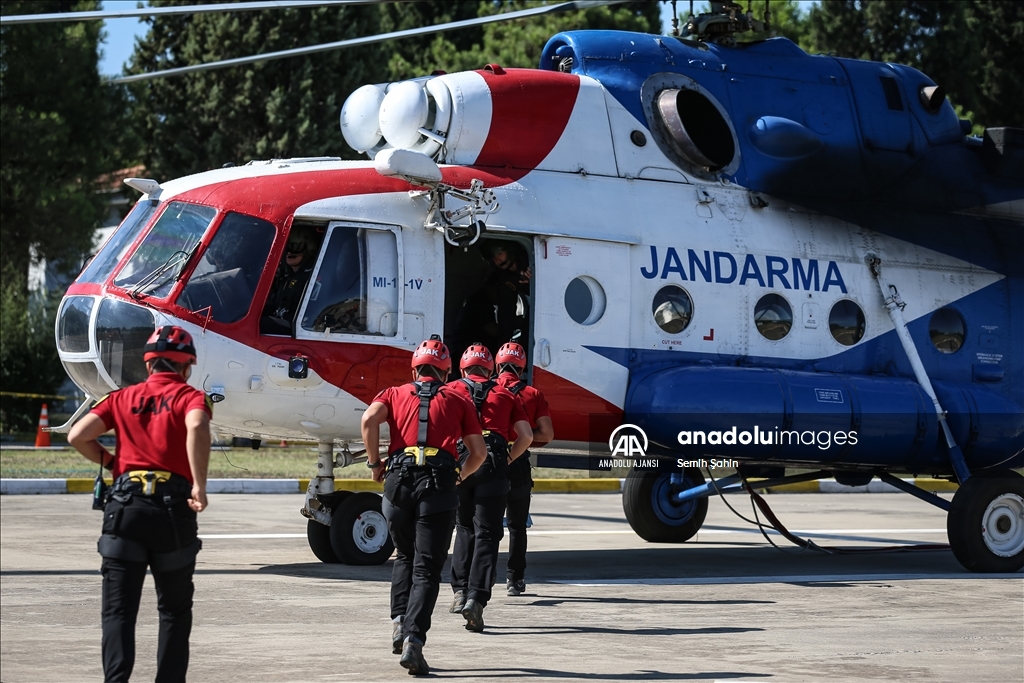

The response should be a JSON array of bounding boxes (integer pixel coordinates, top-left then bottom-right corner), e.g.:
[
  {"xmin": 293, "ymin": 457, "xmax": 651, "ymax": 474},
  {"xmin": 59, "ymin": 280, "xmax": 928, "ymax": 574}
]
[
  {"xmin": 828, "ymin": 300, "xmax": 865, "ymax": 346},
  {"xmin": 652, "ymin": 285, "xmax": 693, "ymax": 334},
  {"xmin": 754, "ymin": 293, "xmax": 793, "ymax": 341},
  {"xmin": 564, "ymin": 276, "xmax": 606, "ymax": 325},
  {"xmin": 929, "ymin": 307, "xmax": 965, "ymax": 353}
]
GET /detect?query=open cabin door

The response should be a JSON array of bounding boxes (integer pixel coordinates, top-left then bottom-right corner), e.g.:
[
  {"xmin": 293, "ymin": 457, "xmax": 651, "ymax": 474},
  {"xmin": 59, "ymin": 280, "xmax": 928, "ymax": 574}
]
[{"xmin": 531, "ymin": 236, "xmax": 631, "ymax": 444}]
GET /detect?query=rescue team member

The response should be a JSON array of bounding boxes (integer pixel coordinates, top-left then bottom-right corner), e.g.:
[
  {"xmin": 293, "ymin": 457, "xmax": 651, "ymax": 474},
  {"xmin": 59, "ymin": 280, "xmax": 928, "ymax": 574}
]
[
  {"xmin": 361, "ymin": 335, "xmax": 487, "ymax": 676},
  {"xmin": 494, "ymin": 341, "xmax": 554, "ymax": 596},
  {"xmin": 447, "ymin": 344, "xmax": 533, "ymax": 632},
  {"xmin": 68, "ymin": 325, "xmax": 212, "ymax": 683}
]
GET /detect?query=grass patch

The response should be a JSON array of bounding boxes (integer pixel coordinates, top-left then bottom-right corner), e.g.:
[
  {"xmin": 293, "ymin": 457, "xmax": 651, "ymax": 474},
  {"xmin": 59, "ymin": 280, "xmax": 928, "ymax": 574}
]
[{"xmin": 0, "ymin": 446, "xmax": 597, "ymax": 480}]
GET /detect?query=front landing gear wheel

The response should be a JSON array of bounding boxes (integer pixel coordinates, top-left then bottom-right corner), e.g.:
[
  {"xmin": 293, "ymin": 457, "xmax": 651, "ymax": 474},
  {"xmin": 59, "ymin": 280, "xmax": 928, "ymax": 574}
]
[
  {"xmin": 947, "ymin": 470, "xmax": 1024, "ymax": 573},
  {"xmin": 623, "ymin": 467, "xmax": 708, "ymax": 542},
  {"xmin": 307, "ymin": 491, "xmax": 352, "ymax": 563},
  {"xmin": 330, "ymin": 492, "xmax": 394, "ymax": 565}
]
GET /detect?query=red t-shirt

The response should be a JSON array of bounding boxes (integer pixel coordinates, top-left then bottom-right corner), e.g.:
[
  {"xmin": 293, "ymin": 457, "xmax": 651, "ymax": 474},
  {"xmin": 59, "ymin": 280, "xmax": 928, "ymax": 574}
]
[
  {"xmin": 448, "ymin": 378, "xmax": 529, "ymax": 442},
  {"xmin": 91, "ymin": 372, "xmax": 212, "ymax": 482},
  {"xmin": 372, "ymin": 381, "xmax": 482, "ymax": 455},
  {"xmin": 496, "ymin": 372, "xmax": 551, "ymax": 431}
]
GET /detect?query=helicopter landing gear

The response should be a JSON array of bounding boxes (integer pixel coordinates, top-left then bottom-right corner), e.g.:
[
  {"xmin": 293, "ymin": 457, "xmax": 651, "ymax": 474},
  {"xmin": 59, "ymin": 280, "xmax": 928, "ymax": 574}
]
[
  {"xmin": 328, "ymin": 492, "xmax": 394, "ymax": 565},
  {"xmin": 947, "ymin": 469, "xmax": 1024, "ymax": 573},
  {"xmin": 306, "ymin": 491, "xmax": 352, "ymax": 563},
  {"xmin": 623, "ymin": 467, "xmax": 709, "ymax": 542}
]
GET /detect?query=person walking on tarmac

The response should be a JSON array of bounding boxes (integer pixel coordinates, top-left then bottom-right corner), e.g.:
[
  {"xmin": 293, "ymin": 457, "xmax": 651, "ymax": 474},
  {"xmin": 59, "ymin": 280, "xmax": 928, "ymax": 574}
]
[
  {"xmin": 494, "ymin": 340, "xmax": 554, "ymax": 596},
  {"xmin": 68, "ymin": 325, "xmax": 212, "ymax": 683},
  {"xmin": 447, "ymin": 343, "xmax": 533, "ymax": 632},
  {"xmin": 361, "ymin": 335, "xmax": 487, "ymax": 676}
]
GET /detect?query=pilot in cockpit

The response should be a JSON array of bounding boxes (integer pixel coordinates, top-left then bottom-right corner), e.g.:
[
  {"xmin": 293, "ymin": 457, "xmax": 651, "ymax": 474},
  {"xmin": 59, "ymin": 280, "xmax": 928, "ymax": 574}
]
[{"xmin": 260, "ymin": 227, "xmax": 317, "ymax": 334}]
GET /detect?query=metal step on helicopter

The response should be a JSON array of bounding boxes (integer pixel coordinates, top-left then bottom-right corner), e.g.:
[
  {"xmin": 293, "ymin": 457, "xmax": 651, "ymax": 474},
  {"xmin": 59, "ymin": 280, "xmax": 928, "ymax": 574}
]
[{"xmin": 45, "ymin": 1, "xmax": 1022, "ymax": 571}]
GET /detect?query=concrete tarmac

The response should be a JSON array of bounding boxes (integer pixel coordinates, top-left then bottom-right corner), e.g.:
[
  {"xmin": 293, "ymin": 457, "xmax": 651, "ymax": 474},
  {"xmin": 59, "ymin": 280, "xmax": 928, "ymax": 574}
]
[{"xmin": 1, "ymin": 492, "xmax": 1021, "ymax": 682}]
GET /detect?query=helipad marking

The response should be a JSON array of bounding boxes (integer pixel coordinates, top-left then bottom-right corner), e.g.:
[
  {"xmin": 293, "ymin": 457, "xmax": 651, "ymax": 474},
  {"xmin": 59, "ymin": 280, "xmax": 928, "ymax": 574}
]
[
  {"xmin": 199, "ymin": 533, "xmax": 306, "ymax": 539},
  {"xmin": 555, "ymin": 573, "xmax": 1023, "ymax": 586}
]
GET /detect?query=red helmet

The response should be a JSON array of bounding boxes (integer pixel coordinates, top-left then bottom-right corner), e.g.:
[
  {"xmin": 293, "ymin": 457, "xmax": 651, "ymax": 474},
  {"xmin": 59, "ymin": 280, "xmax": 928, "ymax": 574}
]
[
  {"xmin": 495, "ymin": 341, "xmax": 527, "ymax": 370},
  {"xmin": 144, "ymin": 325, "xmax": 197, "ymax": 365},
  {"xmin": 460, "ymin": 343, "xmax": 494, "ymax": 374},
  {"xmin": 411, "ymin": 336, "xmax": 451, "ymax": 372}
]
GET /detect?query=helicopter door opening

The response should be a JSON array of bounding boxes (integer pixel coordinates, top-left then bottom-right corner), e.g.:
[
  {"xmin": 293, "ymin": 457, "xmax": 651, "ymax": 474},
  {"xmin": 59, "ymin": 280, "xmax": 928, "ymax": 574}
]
[
  {"xmin": 292, "ymin": 222, "xmax": 402, "ymax": 340},
  {"xmin": 444, "ymin": 236, "xmax": 533, "ymax": 367}
]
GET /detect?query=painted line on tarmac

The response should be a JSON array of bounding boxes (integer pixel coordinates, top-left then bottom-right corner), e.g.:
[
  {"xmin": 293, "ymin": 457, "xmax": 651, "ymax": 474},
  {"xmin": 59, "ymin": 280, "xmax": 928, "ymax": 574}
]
[
  {"xmin": 529, "ymin": 528, "xmax": 946, "ymax": 535},
  {"xmin": 195, "ymin": 528, "xmax": 946, "ymax": 540},
  {"xmin": 555, "ymin": 573, "xmax": 1023, "ymax": 586},
  {"xmin": 200, "ymin": 533, "xmax": 306, "ymax": 539}
]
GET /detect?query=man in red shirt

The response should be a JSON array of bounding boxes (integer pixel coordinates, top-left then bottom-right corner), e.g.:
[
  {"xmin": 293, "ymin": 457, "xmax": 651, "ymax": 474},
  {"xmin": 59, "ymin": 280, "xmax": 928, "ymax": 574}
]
[
  {"xmin": 361, "ymin": 335, "xmax": 486, "ymax": 676},
  {"xmin": 494, "ymin": 340, "xmax": 554, "ymax": 596},
  {"xmin": 446, "ymin": 343, "xmax": 533, "ymax": 632},
  {"xmin": 69, "ymin": 325, "xmax": 211, "ymax": 683}
]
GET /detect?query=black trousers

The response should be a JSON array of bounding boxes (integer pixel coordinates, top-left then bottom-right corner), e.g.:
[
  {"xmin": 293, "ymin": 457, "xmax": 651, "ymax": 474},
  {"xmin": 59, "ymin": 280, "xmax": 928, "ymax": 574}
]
[
  {"xmin": 382, "ymin": 466, "xmax": 458, "ymax": 646},
  {"xmin": 99, "ymin": 492, "xmax": 198, "ymax": 683},
  {"xmin": 450, "ymin": 480, "xmax": 508, "ymax": 607},
  {"xmin": 505, "ymin": 484, "xmax": 532, "ymax": 582}
]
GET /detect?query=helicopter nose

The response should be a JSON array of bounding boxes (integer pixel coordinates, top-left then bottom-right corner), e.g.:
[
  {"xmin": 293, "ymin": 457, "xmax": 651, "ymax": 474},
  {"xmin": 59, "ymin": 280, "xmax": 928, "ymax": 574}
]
[{"xmin": 57, "ymin": 295, "xmax": 155, "ymax": 396}]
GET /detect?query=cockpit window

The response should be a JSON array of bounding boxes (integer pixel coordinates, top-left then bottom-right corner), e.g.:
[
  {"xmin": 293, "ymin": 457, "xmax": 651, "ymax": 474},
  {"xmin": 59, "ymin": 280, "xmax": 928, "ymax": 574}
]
[
  {"xmin": 76, "ymin": 200, "xmax": 159, "ymax": 285},
  {"xmin": 112, "ymin": 202, "xmax": 217, "ymax": 298},
  {"xmin": 178, "ymin": 212, "xmax": 276, "ymax": 324},
  {"xmin": 298, "ymin": 226, "xmax": 399, "ymax": 337}
]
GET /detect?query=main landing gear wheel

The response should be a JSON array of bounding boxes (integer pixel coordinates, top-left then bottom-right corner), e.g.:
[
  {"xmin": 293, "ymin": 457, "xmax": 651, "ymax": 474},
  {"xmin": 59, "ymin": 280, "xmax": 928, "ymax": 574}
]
[
  {"xmin": 947, "ymin": 469, "xmax": 1024, "ymax": 573},
  {"xmin": 306, "ymin": 491, "xmax": 352, "ymax": 563},
  {"xmin": 623, "ymin": 467, "xmax": 708, "ymax": 542},
  {"xmin": 330, "ymin": 492, "xmax": 394, "ymax": 565}
]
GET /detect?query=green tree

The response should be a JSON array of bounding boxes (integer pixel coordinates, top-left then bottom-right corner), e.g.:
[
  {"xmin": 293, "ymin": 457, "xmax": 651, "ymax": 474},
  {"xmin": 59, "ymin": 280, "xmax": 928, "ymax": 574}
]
[
  {"xmin": 807, "ymin": 0, "xmax": 1023, "ymax": 128},
  {"xmin": 128, "ymin": 0, "xmax": 386, "ymax": 181},
  {"xmin": 383, "ymin": 0, "xmax": 662, "ymax": 79},
  {"xmin": 0, "ymin": 0, "xmax": 123, "ymax": 285},
  {"xmin": 1, "ymin": 1, "xmax": 125, "ymax": 429}
]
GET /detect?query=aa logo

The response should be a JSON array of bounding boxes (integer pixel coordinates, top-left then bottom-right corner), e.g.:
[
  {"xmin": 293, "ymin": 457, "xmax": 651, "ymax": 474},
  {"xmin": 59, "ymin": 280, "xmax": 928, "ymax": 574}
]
[{"xmin": 608, "ymin": 424, "xmax": 648, "ymax": 458}]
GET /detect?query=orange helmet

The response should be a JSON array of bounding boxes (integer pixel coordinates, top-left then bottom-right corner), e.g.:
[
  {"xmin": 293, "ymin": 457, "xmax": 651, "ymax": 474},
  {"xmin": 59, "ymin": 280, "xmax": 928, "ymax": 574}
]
[
  {"xmin": 460, "ymin": 343, "xmax": 494, "ymax": 373},
  {"xmin": 411, "ymin": 335, "xmax": 451, "ymax": 372},
  {"xmin": 144, "ymin": 325, "xmax": 197, "ymax": 365},
  {"xmin": 495, "ymin": 341, "xmax": 527, "ymax": 370}
]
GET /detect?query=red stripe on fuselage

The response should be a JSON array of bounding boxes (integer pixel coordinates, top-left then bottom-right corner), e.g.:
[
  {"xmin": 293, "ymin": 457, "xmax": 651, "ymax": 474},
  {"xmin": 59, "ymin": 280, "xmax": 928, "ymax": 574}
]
[
  {"xmin": 475, "ymin": 69, "xmax": 580, "ymax": 173},
  {"xmin": 533, "ymin": 366, "xmax": 623, "ymax": 444}
]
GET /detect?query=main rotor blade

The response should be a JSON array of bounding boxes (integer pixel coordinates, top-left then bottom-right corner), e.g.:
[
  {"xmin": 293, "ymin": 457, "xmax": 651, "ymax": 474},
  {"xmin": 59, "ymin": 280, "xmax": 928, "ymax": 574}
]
[
  {"xmin": 0, "ymin": 1, "xmax": 385, "ymax": 25},
  {"xmin": 112, "ymin": 0, "xmax": 626, "ymax": 84}
]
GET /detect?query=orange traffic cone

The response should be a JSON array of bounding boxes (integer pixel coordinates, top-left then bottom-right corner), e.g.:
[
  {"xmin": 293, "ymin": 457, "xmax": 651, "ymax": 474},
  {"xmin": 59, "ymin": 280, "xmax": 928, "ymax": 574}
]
[
  {"xmin": 34, "ymin": 403, "xmax": 51, "ymax": 448},
  {"xmin": 280, "ymin": 440, "xmax": 288, "ymax": 447}
]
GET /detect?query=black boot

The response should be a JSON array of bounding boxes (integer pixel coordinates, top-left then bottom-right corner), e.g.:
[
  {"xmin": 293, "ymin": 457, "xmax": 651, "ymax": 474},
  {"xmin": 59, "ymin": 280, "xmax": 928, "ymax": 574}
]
[
  {"xmin": 461, "ymin": 598, "xmax": 485, "ymax": 632},
  {"xmin": 400, "ymin": 640, "xmax": 429, "ymax": 676}
]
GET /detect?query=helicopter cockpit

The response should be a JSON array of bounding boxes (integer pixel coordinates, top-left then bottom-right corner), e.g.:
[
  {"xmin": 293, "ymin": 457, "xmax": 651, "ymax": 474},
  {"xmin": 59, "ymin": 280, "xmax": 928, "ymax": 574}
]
[{"xmin": 56, "ymin": 197, "xmax": 282, "ymax": 395}]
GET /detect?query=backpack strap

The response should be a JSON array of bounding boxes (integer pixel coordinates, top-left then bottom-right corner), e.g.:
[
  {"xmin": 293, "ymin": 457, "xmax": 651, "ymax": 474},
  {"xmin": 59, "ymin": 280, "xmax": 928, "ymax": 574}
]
[
  {"xmin": 413, "ymin": 381, "xmax": 442, "ymax": 465},
  {"xmin": 507, "ymin": 379, "xmax": 528, "ymax": 396},
  {"xmin": 459, "ymin": 377, "xmax": 497, "ymax": 415}
]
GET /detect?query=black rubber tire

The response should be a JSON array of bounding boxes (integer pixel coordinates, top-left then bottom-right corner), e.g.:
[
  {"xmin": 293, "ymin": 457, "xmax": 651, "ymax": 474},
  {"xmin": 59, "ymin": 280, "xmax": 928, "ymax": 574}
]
[
  {"xmin": 306, "ymin": 491, "xmax": 352, "ymax": 563},
  {"xmin": 947, "ymin": 470, "xmax": 1024, "ymax": 573},
  {"xmin": 330, "ymin": 492, "xmax": 394, "ymax": 565},
  {"xmin": 623, "ymin": 467, "xmax": 708, "ymax": 543}
]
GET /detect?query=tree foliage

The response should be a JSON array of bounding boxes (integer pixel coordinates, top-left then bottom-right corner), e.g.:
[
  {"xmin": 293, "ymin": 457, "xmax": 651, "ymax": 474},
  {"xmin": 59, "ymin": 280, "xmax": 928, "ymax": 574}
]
[
  {"xmin": 382, "ymin": 1, "xmax": 661, "ymax": 79},
  {"xmin": 807, "ymin": 0, "xmax": 1024, "ymax": 128},
  {"xmin": 128, "ymin": 0, "xmax": 387, "ymax": 181},
  {"xmin": 0, "ymin": 0, "xmax": 124, "ymax": 286}
]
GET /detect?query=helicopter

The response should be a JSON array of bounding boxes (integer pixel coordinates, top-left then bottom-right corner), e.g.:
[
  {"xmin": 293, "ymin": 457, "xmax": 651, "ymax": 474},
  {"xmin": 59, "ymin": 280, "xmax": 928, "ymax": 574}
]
[{"xmin": 48, "ymin": 1, "xmax": 1023, "ymax": 572}]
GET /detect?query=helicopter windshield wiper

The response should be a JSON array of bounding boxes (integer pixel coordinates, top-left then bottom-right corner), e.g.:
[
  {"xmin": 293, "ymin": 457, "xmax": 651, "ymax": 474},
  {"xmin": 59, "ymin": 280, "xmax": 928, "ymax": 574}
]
[{"xmin": 129, "ymin": 243, "xmax": 200, "ymax": 299}]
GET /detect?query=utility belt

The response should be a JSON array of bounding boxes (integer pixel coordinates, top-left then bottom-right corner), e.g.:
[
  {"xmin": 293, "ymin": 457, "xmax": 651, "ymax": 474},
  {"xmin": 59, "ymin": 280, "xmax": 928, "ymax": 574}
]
[
  {"xmin": 387, "ymin": 446, "xmax": 459, "ymax": 473},
  {"xmin": 111, "ymin": 470, "xmax": 191, "ymax": 504},
  {"xmin": 457, "ymin": 430, "xmax": 510, "ymax": 482}
]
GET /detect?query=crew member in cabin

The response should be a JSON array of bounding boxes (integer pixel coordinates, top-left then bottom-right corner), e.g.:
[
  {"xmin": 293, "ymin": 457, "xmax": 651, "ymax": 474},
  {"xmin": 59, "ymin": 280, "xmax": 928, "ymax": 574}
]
[{"xmin": 260, "ymin": 226, "xmax": 317, "ymax": 334}]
